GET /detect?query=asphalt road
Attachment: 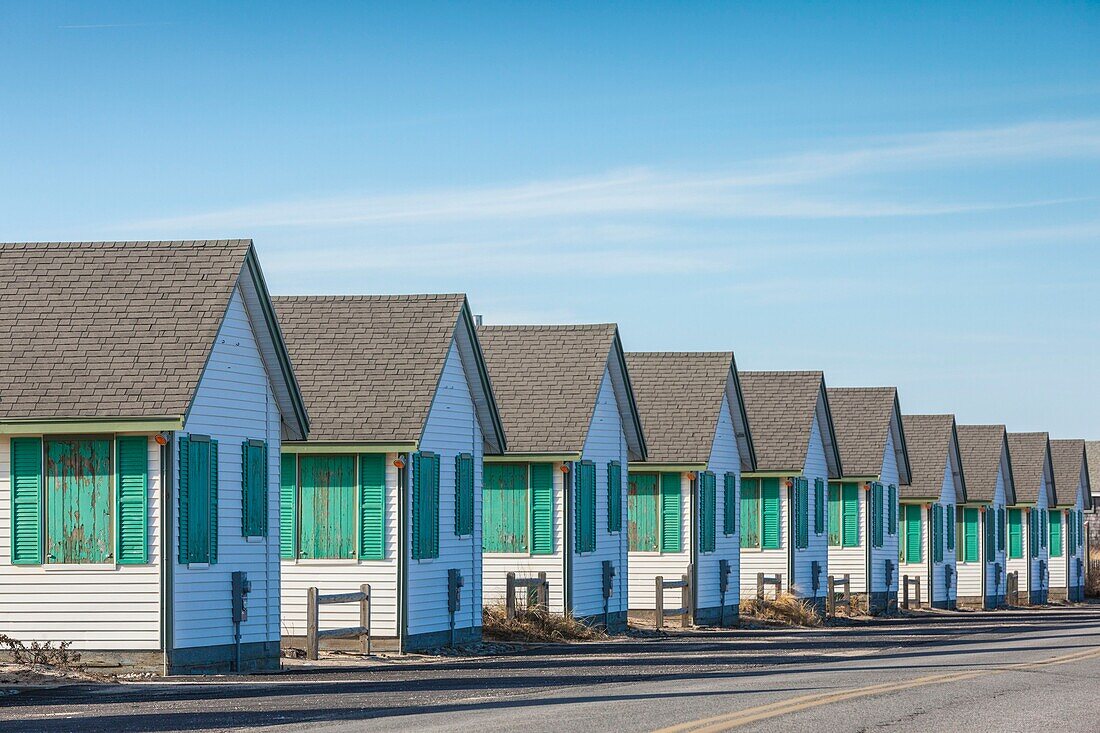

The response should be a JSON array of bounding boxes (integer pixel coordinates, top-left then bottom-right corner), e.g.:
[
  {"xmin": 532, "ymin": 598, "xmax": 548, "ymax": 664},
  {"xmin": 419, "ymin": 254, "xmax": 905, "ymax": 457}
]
[{"xmin": 4, "ymin": 604, "xmax": 1099, "ymax": 732}]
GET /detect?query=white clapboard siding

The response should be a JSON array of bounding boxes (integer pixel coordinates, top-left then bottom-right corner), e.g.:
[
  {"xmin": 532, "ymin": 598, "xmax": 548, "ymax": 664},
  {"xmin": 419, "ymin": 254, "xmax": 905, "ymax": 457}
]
[
  {"xmin": 828, "ymin": 495, "xmax": 865, "ymax": 592},
  {"xmin": 1049, "ymin": 508, "xmax": 1067, "ymax": 591},
  {"xmin": 792, "ymin": 414, "xmax": 829, "ymax": 600},
  {"xmin": 407, "ymin": 339, "xmax": 484, "ymax": 638},
  {"xmin": 899, "ymin": 502, "xmax": 929, "ymax": 604},
  {"xmin": 280, "ymin": 458, "xmax": 400, "ymax": 638},
  {"xmin": 1031, "ymin": 475, "xmax": 1052, "ymax": 595},
  {"xmin": 628, "ymin": 473, "xmax": 691, "ymax": 610},
  {"xmin": 482, "ymin": 465, "xmax": 567, "ymax": 614},
  {"xmin": 870, "ymin": 429, "xmax": 901, "ymax": 595},
  {"xmin": 573, "ymin": 366, "xmax": 630, "ymax": 619},
  {"xmin": 0, "ymin": 435, "xmax": 162, "ymax": 650},
  {"xmin": 701, "ymin": 394, "xmax": 742, "ymax": 609},
  {"xmin": 174, "ymin": 286, "xmax": 282, "ymax": 650}
]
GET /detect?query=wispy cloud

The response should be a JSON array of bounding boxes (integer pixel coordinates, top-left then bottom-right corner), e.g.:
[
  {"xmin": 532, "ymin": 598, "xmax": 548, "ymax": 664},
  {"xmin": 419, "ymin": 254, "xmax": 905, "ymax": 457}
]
[
  {"xmin": 119, "ymin": 119, "xmax": 1100, "ymax": 232},
  {"xmin": 59, "ymin": 22, "xmax": 173, "ymax": 30}
]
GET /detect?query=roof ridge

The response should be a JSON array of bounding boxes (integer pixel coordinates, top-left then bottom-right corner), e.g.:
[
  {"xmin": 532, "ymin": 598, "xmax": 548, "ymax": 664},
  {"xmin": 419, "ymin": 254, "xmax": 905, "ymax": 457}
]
[{"xmin": 272, "ymin": 293, "xmax": 465, "ymax": 302}]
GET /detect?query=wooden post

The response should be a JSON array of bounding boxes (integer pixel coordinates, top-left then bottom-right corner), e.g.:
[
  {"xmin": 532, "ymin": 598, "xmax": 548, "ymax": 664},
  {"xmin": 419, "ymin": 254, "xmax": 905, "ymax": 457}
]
[
  {"xmin": 681, "ymin": 573, "xmax": 691, "ymax": 628},
  {"xmin": 655, "ymin": 576, "xmax": 665, "ymax": 629},
  {"xmin": 914, "ymin": 578, "xmax": 922, "ymax": 609},
  {"xmin": 367, "ymin": 585, "xmax": 376, "ymax": 651},
  {"xmin": 306, "ymin": 586, "xmax": 320, "ymax": 661},
  {"xmin": 756, "ymin": 572, "xmax": 764, "ymax": 602},
  {"xmin": 505, "ymin": 572, "xmax": 516, "ymax": 620},
  {"xmin": 537, "ymin": 571, "xmax": 548, "ymax": 612},
  {"xmin": 827, "ymin": 575, "xmax": 835, "ymax": 617},
  {"xmin": 902, "ymin": 575, "xmax": 910, "ymax": 609}
]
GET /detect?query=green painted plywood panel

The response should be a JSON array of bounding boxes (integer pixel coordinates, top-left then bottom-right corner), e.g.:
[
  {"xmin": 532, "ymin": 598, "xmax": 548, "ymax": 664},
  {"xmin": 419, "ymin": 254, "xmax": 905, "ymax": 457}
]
[
  {"xmin": 45, "ymin": 438, "xmax": 112, "ymax": 564},
  {"xmin": 299, "ymin": 454, "xmax": 357, "ymax": 560},
  {"xmin": 740, "ymin": 478, "xmax": 761, "ymax": 549},
  {"xmin": 629, "ymin": 472, "xmax": 659, "ymax": 552},
  {"xmin": 484, "ymin": 462, "xmax": 529, "ymax": 553}
]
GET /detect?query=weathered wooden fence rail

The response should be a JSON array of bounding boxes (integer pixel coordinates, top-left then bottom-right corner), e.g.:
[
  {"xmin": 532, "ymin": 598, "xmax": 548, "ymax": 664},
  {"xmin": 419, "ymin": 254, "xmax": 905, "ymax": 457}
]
[
  {"xmin": 306, "ymin": 584, "xmax": 371, "ymax": 660},
  {"xmin": 826, "ymin": 573, "xmax": 851, "ymax": 617},
  {"xmin": 902, "ymin": 575, "xmax": 922, "ymax": 609},
  {"xmin": 654, "ymin": 573, "xmax": 692, "ymax": 629},
  {"xmin": 505, "ymin": 571, "xmax": 549, "ymax": 619},
  {"xmin": 756, "ymin": 572, "xmax": 782, "ymax": 602}
]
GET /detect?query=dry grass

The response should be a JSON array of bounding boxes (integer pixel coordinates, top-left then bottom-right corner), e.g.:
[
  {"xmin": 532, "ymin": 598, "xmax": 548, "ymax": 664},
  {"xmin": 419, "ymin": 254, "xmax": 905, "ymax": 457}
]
[
  {"xmin": 0, "ymin": 634, "xmax": 82, "ymax": 669},
  {"xmin": 739, "ymin": 593, "xmax": 822, "ymax": 627},
  {"xmin": 483, "ymin": 604, "xmax": 609, "ymax": 642}
]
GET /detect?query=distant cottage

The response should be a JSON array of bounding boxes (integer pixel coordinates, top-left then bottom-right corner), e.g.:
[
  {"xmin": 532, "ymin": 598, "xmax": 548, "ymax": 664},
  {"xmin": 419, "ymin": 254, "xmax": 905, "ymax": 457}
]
[
  {"xmin": 1006, "ymin": 432, "xmax": 1057, "ymax": 605},
  {"xmin": 955, "ymin": 425, "xmax": 1015, "ymax": 609},
  {"xmin": 1049, "ymin": 439, "xmax": 1091, "ymax": 602}
]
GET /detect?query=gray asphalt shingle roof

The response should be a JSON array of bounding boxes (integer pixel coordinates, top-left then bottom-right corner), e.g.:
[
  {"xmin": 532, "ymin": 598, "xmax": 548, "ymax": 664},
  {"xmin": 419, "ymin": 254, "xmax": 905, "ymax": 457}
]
[
  {"xmin": 740, "ymin": 371, "xmax": 840, "ymax": 474},
  {"xmin": 477, "ymin": 324, "xmax": 622, "ymax": 455},
  {"xmin": 626, "ymin": 352, "xmax": 735, "ymax": 465},
  {"xmin": 1050, "ymin": 439, "xmax": 1088, "ymax": 508},
  {"xmin": 0, "ymin": 240, "xmax": 252, "ymax": 421},
  {"xmin": 1087, "ymin": 441, "xmax": 1100, "ymax": 509},
  {"xmin": 900, "ymin": 414, "xmax": 961, "ymax": 500},
  {"xmin": 1006, "ymin": 432, "xmax": 1052, "ymax": 506},
  {"xmin": 827, "ymin": 387, "xmax": 900, "ymax": 478},
  {"xmin": 956, "ymin": 424, "xmax": 1013, "ymax": 505},
  {"xmin": 273, "ymin": 294, "xmax": 469, "ymax": 444}
]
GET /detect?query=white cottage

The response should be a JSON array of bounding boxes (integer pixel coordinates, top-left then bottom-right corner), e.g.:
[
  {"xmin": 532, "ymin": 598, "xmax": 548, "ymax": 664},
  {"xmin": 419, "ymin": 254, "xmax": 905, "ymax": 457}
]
[
  {"xmin": 274, "ymin": 295, "xmax": 505, "ymax": 652},
  {"xmin": 738, "ymin": 372, "xmax": 842, "ymax": 610},
  {"xmin": 477, "ymin": 325, "xmax": 646, "ymax": 631},
  {"xmin": 954, "ymin": 425, "xmax": 1015, "ymax": 609},
  {"xmin": 899, "ymin": 415, "xmax": 967, "ymax": 609},
  {"xmin": 624, "ymin": 352, "xmax": 756, "ymax": 626},
  {"xmin": 1049, "ymin": 440, "xmax": 1091, "ymax": 602},
  {"xmin": 826, "ymin": 388, "xmax": 910, "ymax": 613},
  {"xmin": 0, "ymin": 240, "xmax": 308, "ymax": 674},
  {"xmin": 1006, "ymin": 432, "xmax": 1056, "ymax": 605}
]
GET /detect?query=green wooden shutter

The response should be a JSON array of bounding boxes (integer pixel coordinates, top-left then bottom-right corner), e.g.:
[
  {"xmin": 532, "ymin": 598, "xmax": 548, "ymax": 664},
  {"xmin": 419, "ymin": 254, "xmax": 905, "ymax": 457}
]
[
  {"xmin": 842, "ymin": 483, "xmax": 860, "ymax": 548},
  {"xmin": 794, "ymin": 478, "xmax": 809, "ymax": 549},
  {"xmin": 872, "ymin": 483, "xmax": 884, "ymax": 548},
  {"xmin": 209, "ymin": 439, "xmax": 219, "ymax": 564},
  {"xmin": 933, "ymin": 504, "xmax": 943, "ymax": 563},
  {"xmin": 576, "ymin": 461, "xmax": 596, "ymax": 553},
  {"xmin": 814, "ymin": 478, "xmax": 825, "ymax": 535},
  {"xmin": 723, "ymin": 473, "xmax": 737, "ymax": 536},
  {"xmin": 888, "ymin": 485, "xmax": 898, "ymax": 536},
  {"xmin": 659, "ymin": 472, "xmax": 681, "ymax": 553},
  {"xmin": 10, "ymin": 437, "xmax": 43, "ymax": 565},
  {"xmin": 963, "ymin": 508, "xmax": 979, "ymax": 562},
  {"xmin": 412, "ymin": 452, "xmax": 441, "ymax": 560},
  {"xmin": 1049, "ymin": 511, "xmax": 1063, "ymax": 558},
  {"xmin": 699, "ymin": 472, "xmax": 716, "ymax": 553},
  {"xmin": 455, "ymin": 453, "xmax": 474, "ymax": 537},
  {"xmin": 530, "ymin": 463, "xmax": 554, "ymax": 554},
  {"xmin": 1007, "ymin": 508, "xmax": 1023, "ymax": 559},
  {"xmin": 761, "ymin": 478, "xmax": 781, "ymax": 550},
  {"xmin": 740, "ymin": 479, "xmax": 760, "ymax": 548},
  {"xmin": 116, "ymin": 436, "xmax": 149, "ymax": 565},
  {"xmin": 178, "ymin": 436, "xmax": 190, "ymax": 564},
  {"xmin": 241, "ymin": 440, "xmax": 267, "ymax": 538},
  {"xmin": 1068, "ymin": 510, "xmax": 1076, "ymax": 555},
  {"xmin": 1028, "ymin": 510, "xmax": 1037, "ymax": 558},
  {"xmin": 983, "ymin": 507, "xmax": 995, "ymax": 561},
  {"xmin": 902, "ymin": 504, "xmax": 922, "ymax": 563},
  {"xmin": 280, "ymin": 453, "xmax": 297, "ymax": 559},
  {"xmin": 828, "ymin": 484, "xmax": 841, "ymax": 546},
  {"xmin": 946, "ymin": 504, "xmax": 955, "ymax": 550},
  {"xmin": 359, "ymin": 453, "xmax": 386, "ymax": 559},
  {"xmin": 1078, "ymin": 511, "xmax": 1085, "ymax": 549},
  {"xmin": 1041, "ymin": 509, "xmax": 1048, "ymax": 549},
  {"xmin": 607, "ymin": 462, "xmax": 622, "ymax": 533}
]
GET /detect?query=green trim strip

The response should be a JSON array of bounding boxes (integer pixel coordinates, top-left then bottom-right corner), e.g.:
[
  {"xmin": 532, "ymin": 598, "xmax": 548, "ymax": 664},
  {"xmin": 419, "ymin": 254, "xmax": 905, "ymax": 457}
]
[
  {"xmin": 282, "ymin": 442, "xmax": 415, "ymax": 454},
  {"xmin": 487, "ymin": 453, "xmax": 580, "ymax": 464},
  {"xmin": 0, "ymin": 418, "xmax": 182, "ymax": 435}
]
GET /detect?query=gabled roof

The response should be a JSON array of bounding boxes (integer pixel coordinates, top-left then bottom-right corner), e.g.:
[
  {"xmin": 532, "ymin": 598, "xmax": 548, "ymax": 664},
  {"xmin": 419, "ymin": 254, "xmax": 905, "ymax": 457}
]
[
  {"xmin": 626, "ymin": 352, "xmax": 755, "ymax": 470},
  {"xmin": 1087, "ymin": 441, "xmax": 1100, "ymax": 509},
  {"xmin": 900, "ymin": 415, "xmax": 966, "ymax": 502},
  {"xmin": 1050, "ymin": 439, "xmax": 1090, "ymax": 509},
  {"xmin": 827, "ymin": 387, "xmax": 911, "ymax": 483},
  {"xmin": 739, "ymin": 371, "xmax": 842, "ymax": 477},
  {"xmin": 274, "ymin": 294, "xmax": 504, "ymax": 452},
  {"xmin": 477, "ymin": 324, "xmax": 646, "ymax": 460},
  {"xmin": 1006, "ymin": 432, "xmax": 1055, "ymax": 506},
  {"xmin": 957, "ymin": 425, "xmax": 1015, "ymax": 505},
  {"xmin": 0, "ymin": 240, "xmax": 308, "ymax": 438}
]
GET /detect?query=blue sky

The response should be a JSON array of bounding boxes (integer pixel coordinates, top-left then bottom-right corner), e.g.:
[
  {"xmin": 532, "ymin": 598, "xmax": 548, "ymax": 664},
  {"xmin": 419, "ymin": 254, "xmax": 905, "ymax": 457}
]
[{"xmin": 2, "ymin": 2, "xmax": 1098, "ymax": 438}]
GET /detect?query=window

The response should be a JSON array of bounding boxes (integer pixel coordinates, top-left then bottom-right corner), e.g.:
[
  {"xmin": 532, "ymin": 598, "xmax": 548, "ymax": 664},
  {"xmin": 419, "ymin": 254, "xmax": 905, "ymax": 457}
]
[
  {"xmin": 629, "ymin": 472, "xmax": 659, "ymax": 551},
  {"xmin": 699, "ymin": 472, "xmax": 716, "ymax": 553},
  {"xmin": 1049, "ymin": 511, "xmax": 1063, "ymax": 558},
  {"xmin": 46, "ymin": 438, "xmax": 112, "ymax": 563},
  {"xmin": 607, "ymin": 461, "xmax": 622, "ymax": 533},
  {"xmin": 241, "ymin": 440, "xmax": 268, "ymax": 538},
  {"xmin": 1007, "ymin": 508, "xmax": 1023, "ymax": 559},
  {"xmin": 961, "ymin": 507, "xmax": 979, "ymax": 563},
  {"xmin": 901, "ymin": 504, "xmax": 922, "ymax": 564},
  {"xmin": 298, "ymin": 454, "xmax": 356, "ymax": 560},
  {"xmin": 179, "ymin": 435, "xmax": 219, "ymax": 565},
  {"xmin": 814, "ymin": 478, "xmax": 825, "ymax": 535},
  {"xmin": 723, "ymin": 473, "xmax": 737, "ymax": 536},
  {"xmin": 412, "ymin": 452, "xmax": 440, "ymax": 560},
  {"xmin": 740, "ymin": 478, "xmax": 760, "ymax": 549},
  {"xmin": 828, "ymin": 482, "xmax": 860, "ymax": 548},
  {"xmin": 575, "ymin": 460, "xmax": 596, "ymax": 553},
  {"xmin": 484, "ymin": 462, "xmax": 553, "ymax": 554},
  {"xmin": 455, "ymin": 453, "xmax": 474, "ymax": 537},
  {"xmin": 871, "ymin": 482, "xmax": 884, "ymax": 548}
]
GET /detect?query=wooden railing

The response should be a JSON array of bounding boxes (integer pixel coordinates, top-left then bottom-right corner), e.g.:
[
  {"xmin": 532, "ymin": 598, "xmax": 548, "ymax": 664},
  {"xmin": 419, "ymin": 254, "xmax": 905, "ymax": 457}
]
[
  {"xmin": 306, "ymin": 584, "xmax": 371, "ymax": 660},
  {"xmin": 654, "ymin": 573, "xmax": 692, "ymax": 629}
]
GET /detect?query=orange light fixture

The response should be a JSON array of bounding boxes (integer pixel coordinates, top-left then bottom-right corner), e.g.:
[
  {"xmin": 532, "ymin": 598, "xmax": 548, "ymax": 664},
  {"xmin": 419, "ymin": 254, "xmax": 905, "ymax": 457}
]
[
  {"xmin": 785, "ymin": 479, "xmax": 794, "ymax": 489},
  {"xmin": 154, "ymin": 433, "xmax": 168, "ymax": 446},
  {"xmin": 559, "ymin": 464, "xmax": 570, "ymax": 473},
  {"xmin": 393, "ymin": 457, "xmax": 406, "ymax": 469}
]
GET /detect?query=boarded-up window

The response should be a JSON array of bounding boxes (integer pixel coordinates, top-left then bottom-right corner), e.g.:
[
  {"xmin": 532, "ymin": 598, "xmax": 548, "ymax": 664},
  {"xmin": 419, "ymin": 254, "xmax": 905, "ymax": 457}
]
[
  {"xmin": 629, "ymin": 472, "xmax": 659, "ymax": 552},
  {"xmin": 983, "ymin": 507, "xmax": 996, "ymax": 560},
  {"xmin": 1007, "ymin": 508, "xmax": 1023, "ymax": 559},
  {"xmin": 455, "ymin": 453, "xmax": 474, "ymax": 537},
  {"xmin": 45, "ymin": 438, "xmax": 112, "ymax": 564},
  {"xmin": 740, "ymin": 478, "xmax": 760, "ymax": 549},
  {"xmin": 607, "ymin": 462, "xmax": 622, "ymax": 534},
  {"xmin": 298, "ymin": 454, "xmax": 357, "ymax": 560},
  {"xmin": 997, "ymin": 506, "xmax": 1005, "ymax": 553},
  {"xmin": 484, "ymin": 463, "xmax": 529, "ymax": 553},
  {"xmin": 178, "ymin": 435, "xmax": 219, "ymax": 565},
  {"xmin": 1049, "ymin": 511, "xmax": 1063, "ymax": 558},
  {"xmin": 575, "ymin": 461, "xmax": 596, "ymax": 553},
  {"xmin": 699, "ymin": 472, "xmax": 716, "ymax": 553},
  {"xmin": 241, "ymin": 440, "xmax": 268, "ymax": 538},
  {"xmin": 659, "ymin": 472, "xmax": 681, "ymax": 553},
  {"xmin": 412, "ymin": 452, "xmax": 440, "ymax": 560},
  {"xmin": 723, "ymin": 473, "xmax": 737, "ymax": 536},
  {"xmin": 1029, "ymin": 510, "xmax": 1039, "ymax": 558}
]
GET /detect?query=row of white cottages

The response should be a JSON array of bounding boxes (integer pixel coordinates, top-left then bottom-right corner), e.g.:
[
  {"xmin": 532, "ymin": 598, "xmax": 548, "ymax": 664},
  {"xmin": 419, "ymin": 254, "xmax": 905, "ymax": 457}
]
[{"xmin": 0, "ymin": 240, "xmax": 1092, "ymax": 674}]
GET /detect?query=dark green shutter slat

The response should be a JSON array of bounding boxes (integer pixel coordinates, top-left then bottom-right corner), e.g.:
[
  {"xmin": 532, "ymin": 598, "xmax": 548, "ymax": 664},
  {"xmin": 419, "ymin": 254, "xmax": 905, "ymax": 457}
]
[
  {"xmin": 828, "ymin": 484, "xmax": 841, "ymax": 546},
  {"xmin": 178, "ymin": 436, "xmax": 190, "ymax": 564},
  {"xmin": 659, "ymin": 472, "xmax": 681, "ymax": 553},
  {"xmin": 699, "ymin": 472, "xmax": 716, "ymax": 553},
  {"xmin": 10, "ymin": 437, "xmax": 42, "ymax": 565},
  {"xmin": 607, "ymin": 462, "xmax": 622, "ymax": 533},
  {"xmin": 455, "ymin": 453, "xmax": 474, "ymax": 537},
  {"xmin": 280, "ymin": 453, "xmax": 297, "ymax": 559},
  {"xmin": 359, "ymin": 453, "xmax": 386, "ymax": 560},
  {"xmin": 761, "ymin": 478, "xmax": 781, "ymax": 550},
  {"xmin": 116, "ymin": 436, "xmax": 148, "ymax": 565},
  {"xmin": 530, "ymin": 463, "xmax": 554, "ymax": 554},
  {"xmin": 576, "ymin": 461, "xmax": 597, "ymax": 553},
  {"xmin": 740, "ymin": 479, "xmax": 760, "ymax": 548},
  {"xmin": 723, "ymin": 473, "xmax": 737, "ymax": 536}
]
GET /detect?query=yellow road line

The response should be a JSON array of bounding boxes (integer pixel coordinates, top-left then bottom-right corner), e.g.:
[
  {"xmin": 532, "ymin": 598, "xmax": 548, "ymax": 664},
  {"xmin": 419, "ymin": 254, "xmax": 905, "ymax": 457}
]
[{"xmin": 654, "ymin": 645, "xmax": 1100, "ymax": 733}]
